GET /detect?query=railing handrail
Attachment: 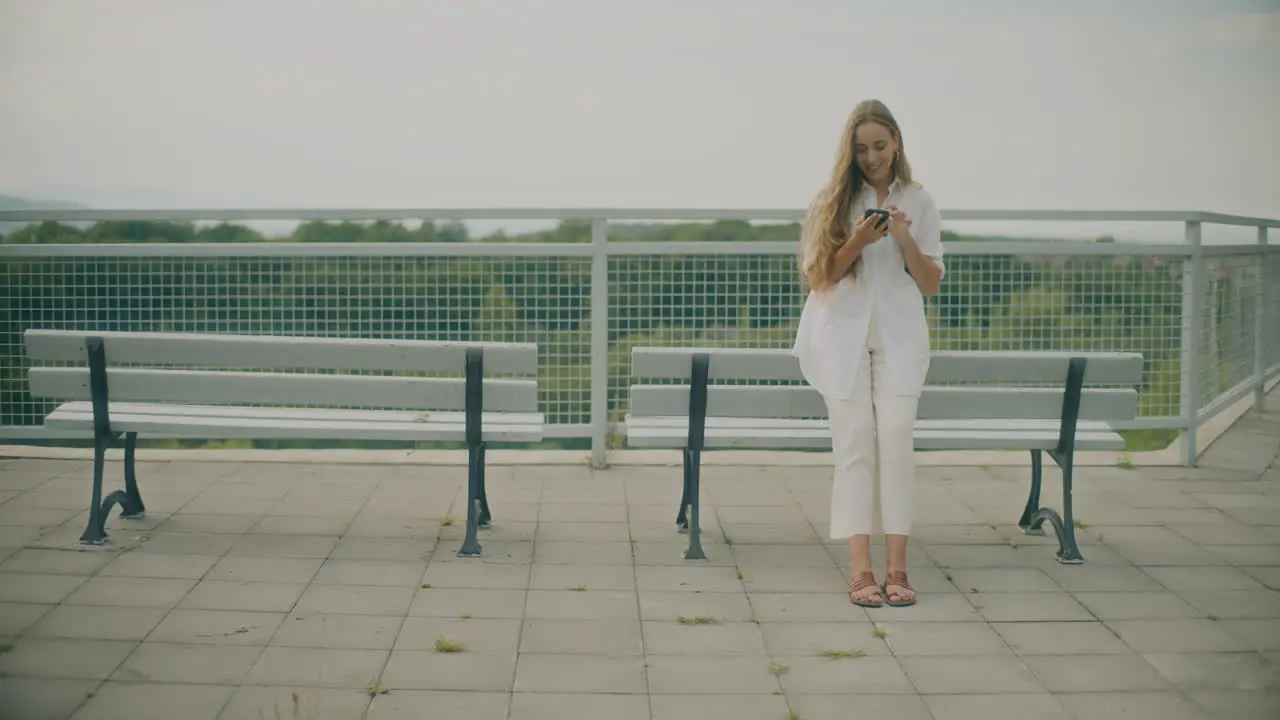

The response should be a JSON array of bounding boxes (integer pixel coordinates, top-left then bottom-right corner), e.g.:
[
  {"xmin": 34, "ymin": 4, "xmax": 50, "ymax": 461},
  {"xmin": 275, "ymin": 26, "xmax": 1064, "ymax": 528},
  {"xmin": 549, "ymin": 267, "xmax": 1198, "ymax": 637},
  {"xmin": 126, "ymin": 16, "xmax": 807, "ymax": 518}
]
[{"xmin": 2, "ymin": 207, "xmax": 1279, "ymax": 227}]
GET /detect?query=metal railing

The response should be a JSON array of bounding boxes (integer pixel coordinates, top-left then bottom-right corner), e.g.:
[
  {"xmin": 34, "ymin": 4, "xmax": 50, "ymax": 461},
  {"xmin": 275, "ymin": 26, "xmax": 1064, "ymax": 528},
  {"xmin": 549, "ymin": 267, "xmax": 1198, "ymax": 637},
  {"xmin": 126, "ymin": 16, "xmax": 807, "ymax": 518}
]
[{"xmin": 1, "ymin": 208, "xmax": 1276, "ymax": 467}]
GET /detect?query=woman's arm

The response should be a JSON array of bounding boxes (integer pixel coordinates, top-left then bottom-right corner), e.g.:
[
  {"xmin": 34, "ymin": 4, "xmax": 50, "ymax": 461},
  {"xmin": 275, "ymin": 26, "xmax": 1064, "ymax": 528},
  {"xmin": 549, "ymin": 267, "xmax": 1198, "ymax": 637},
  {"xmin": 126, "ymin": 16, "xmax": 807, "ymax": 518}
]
[
  {"xmin": 887, "ymin": 195, "xmax": 946, "ymax": 296},
  {"xmin": 896, "ymin": 228, "xmax": 943, "ymax": 296}
]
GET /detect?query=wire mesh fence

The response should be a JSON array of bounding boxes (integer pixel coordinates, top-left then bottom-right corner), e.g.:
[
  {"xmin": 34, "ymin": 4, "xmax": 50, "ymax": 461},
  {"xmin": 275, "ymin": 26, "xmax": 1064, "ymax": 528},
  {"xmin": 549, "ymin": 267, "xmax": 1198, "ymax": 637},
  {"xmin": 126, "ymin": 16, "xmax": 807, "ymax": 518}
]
[
  {"xmin": 0, "ymin": 219, "xmax": 1275, "ymax": 456},
  {"xmin": 0, "ymin": 254, "xmax": 593, "ymax": 430},
  {"xmin": 604, "ymin": 244, "xmax": 1191, "ymax": 425},
  {"xmin": 1268, "ymin": 248, "xmax": 1280, "ymax": 374},
  {"xmin": 1195, "ymin": 253, "xmax": 1263, "ymax": 412}
]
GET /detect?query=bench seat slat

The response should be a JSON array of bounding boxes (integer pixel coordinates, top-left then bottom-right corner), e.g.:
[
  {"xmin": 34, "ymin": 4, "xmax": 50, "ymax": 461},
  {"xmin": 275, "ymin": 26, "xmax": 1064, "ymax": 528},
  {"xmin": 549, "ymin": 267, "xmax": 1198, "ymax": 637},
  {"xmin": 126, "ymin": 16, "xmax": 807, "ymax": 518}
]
[
  {"xmin": 50, "ymin": 401, "xmax": 545, "ymax": 426},
  {"xmin": 44, "ymin": 403, "xmax": 544, "ymax": 442},
  {"xmin": 623, "ymin": 415, "xmax": 1127, "ymax": 451},
  {"xmin": 24, "ymin": 329, "xmax": 540, "ymax": 375},
  {"xmin": 628, "ymin": 416, "xmax": 1121, "ymax": 431},
  {"xmin": 629, "ymin": 385, "xmax": 1138, "ymax": 422},
  {"xmin": 28, "ymin": 367, "xmax": 538, "ymax": 413},
  {"xmin": 632, "ymin": 347, "xmax": 1144, "ymax": 385}
]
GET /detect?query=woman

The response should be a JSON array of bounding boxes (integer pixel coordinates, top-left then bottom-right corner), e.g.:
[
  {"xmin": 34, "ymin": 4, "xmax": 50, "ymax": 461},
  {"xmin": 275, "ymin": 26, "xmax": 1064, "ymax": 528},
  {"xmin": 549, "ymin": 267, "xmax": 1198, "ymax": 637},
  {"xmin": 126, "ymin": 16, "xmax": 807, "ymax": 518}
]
[{"xmin": 791, "ymin": 99, "xmax": 945, "ymax": 608}]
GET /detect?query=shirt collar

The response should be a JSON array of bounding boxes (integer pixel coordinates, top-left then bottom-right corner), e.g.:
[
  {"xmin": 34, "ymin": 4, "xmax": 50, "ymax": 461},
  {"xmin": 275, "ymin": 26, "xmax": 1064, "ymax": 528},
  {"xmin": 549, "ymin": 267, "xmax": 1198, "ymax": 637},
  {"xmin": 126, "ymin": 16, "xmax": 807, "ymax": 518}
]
[{"xmin": 860, "ymin": 177, "xmax": 902, "ymax": 199}]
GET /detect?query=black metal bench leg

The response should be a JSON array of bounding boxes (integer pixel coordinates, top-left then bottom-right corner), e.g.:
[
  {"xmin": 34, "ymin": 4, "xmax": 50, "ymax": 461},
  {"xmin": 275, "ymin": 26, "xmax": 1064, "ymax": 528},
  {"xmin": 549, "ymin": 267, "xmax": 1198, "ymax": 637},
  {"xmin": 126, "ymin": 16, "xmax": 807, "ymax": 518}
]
[
  {"xmin": 1017, "ymin": 355, "xmax": 1087, "ymax": 564},
  {"xmin": 79, "ymin": 437, "xmax": 111, "ymax": 544},
  {"xmin": 1054, "ymin": 454, "xmax": 1084, "ymax": 564},
  {"xmin": 477, "ymin": 443, "xmax": 491, "ymax": 528},
  {"xmin": 683, "ymin": 448, "xmax": 706, "ymax": 561},
  {"xmin": 457, "ymin": 345, "xmax": 486, "ymax": 557},
  {"xmin": 1018, "ymin": 449, "xmax": 1045, "ymax": 535},
  {"xmin": 457, "ymin": 442, "xmax": 485, "ymax": 558},
  {"xmin": 74, "ymin": 336, "xmax": 144, "ymax": 543},
  {"xmin": 681, "ymin": 352, "xmax": 710, "ymax": 560},
  {"xmin": 676, "ymin": 448, "xmax": 692, "ymax": 532},
  {"xmin": 120, "ymin": 432, "xmax": 146, "ymax": 518},
  {"xmin": 1017, "ymin": 453, "xmax": 1084, "ymax": 564}
]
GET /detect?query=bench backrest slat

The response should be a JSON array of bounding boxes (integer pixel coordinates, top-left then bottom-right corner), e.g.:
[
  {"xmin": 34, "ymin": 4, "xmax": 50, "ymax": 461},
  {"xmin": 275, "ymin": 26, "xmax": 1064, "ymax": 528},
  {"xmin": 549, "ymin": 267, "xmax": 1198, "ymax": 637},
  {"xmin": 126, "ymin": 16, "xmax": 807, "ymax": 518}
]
[
  {"xmin": 632, "ymin": 347, "xmax": 1144, "ymax": 386},
  {"xmin": 25, "ymin": 329, "xmax": 539, "ymax": 376},
  {"xmin": 632, "ymin": 347, "xmax": 804, "ymax": 382},
  {"xmin": 28, "ymin": 367, "xmax": 538, "ymax": 413},
  {"xmin": 927, "ymin": 351, "xmax": 1142, "ymax": 385},
  {"xmin": 629, "ymin": 384, "xmax": 1139, "ymax": 422}
]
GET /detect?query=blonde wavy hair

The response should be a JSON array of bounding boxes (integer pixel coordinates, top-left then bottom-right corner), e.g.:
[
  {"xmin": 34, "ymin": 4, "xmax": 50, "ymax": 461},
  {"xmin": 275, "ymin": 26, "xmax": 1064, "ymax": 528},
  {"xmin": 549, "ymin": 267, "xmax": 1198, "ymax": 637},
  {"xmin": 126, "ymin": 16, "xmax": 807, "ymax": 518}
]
[{"xmin": 800, "ymin": 99, "xmax": 913, "ymax": 292}]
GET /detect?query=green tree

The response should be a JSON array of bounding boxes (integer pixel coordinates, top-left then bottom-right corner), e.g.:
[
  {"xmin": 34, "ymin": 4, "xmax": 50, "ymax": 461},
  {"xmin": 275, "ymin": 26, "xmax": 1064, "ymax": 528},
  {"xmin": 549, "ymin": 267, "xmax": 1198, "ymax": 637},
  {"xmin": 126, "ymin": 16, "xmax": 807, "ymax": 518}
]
[
  {"xmin": 86, "ymin": 221, "xmax": 195, "ymax": 244},
  {"xmin": 358, "ymin": 220, "xmax": 416, "ymax": 243},
  {"xmin": 294, "ymin": 221, "xmax": 364, "ymax": 243},
  {"xmin": 196, "ymin": 223, "xmax": 265, "ymax": 243},
  {"xmin": 437, "ymin": 222, "xmax": 469, "ymax": 243},
  {"xmin": 4, "ymin": 221, "xmax": 86, "ymax": 244}
]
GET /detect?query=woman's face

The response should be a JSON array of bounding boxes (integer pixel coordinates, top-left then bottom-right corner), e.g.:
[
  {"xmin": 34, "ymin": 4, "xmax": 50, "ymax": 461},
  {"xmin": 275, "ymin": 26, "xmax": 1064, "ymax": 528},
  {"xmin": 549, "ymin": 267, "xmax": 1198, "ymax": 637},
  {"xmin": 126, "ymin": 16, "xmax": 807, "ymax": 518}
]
[{"xmin": 853, "ymin": 120, "xmax": 897, "ymax": 187}]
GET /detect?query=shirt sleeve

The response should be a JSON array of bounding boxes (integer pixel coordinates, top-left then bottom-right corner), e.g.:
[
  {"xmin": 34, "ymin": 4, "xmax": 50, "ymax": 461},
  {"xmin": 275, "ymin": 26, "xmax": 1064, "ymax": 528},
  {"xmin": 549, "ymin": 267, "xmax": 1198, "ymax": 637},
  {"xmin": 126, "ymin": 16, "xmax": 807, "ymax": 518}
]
[{"xmin": 913, "ymin": 190, "xmax": 946, "ymax": 279}]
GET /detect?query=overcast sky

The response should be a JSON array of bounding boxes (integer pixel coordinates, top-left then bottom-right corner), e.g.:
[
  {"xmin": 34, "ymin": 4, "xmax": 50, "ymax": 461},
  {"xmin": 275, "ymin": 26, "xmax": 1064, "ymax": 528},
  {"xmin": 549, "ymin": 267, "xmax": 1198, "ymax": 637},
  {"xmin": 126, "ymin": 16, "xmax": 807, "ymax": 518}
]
[{"xmin": 1, "ymin": 0, "xmax": 1276, "ymax": 240}]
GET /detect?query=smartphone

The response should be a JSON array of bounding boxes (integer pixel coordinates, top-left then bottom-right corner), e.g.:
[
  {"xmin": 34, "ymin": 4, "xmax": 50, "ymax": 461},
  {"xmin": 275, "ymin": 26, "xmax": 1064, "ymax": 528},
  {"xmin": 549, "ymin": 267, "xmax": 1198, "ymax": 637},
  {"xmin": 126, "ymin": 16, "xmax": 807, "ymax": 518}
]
[{"xmin": 863, "ymin": 208, "xmax": 889, "ymax": 229}]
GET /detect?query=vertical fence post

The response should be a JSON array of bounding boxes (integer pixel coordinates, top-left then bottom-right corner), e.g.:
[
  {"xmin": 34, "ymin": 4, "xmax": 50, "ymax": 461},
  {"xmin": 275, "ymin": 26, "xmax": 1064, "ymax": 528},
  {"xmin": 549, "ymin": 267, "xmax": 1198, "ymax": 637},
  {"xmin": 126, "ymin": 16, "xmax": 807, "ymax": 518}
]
[
  {"xmin": 590, "ymin": 218, "xmax": 610, "ymax": 469},
  {"xmin": 1256, "ymin": 225, "xmax": 1270, "ymax": 410},
  {"xmin": 1271, "ymin": 239, "xmax": 1279, "ymax": 382},
  {"xmin": 1179, "ymin": 221, "xmax": 1204, "ymax": 467}
]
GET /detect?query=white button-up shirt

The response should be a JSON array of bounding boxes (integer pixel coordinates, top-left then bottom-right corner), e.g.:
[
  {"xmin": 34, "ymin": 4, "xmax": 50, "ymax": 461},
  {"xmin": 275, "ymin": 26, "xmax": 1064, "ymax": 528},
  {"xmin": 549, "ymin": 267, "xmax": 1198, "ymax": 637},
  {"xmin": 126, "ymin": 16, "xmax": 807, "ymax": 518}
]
[{"xmin": 791, "ymin": 179, "xmax": 946, "ymax": 400}]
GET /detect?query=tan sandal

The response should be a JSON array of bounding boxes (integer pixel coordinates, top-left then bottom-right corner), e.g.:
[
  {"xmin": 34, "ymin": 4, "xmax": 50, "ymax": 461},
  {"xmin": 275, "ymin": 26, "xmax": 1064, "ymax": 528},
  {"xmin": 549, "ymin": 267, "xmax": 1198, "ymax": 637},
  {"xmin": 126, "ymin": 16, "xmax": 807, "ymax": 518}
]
[
  {"xmin": 849, "ymin": 570, "xmax": 884, "ymax": 608},
  {"xmin": 882, "ymin": 570, "xmax": 916, "ymax": 607}
]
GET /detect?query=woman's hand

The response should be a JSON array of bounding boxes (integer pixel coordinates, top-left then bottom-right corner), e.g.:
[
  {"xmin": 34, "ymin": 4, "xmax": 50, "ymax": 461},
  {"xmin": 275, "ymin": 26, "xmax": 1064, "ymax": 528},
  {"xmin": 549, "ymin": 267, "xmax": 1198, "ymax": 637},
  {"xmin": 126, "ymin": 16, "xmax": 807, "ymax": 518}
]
[
  {"xmin": 849, "ymin": 213, "xmax": 886, "ymax": 248},
  {"xmin": 885, "ymin": 205, "xmax": 913, "ymax": 244},
  {"xmin": 831, "ymin": 213, "xmax": 884, "ymax": 277}
]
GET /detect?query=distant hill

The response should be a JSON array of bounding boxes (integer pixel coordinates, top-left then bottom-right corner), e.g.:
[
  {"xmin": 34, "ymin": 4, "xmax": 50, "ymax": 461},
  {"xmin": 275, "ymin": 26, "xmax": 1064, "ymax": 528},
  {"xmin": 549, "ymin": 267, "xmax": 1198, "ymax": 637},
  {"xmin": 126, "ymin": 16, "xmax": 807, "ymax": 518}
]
[
  {"xmin": 0, "ymin": 194, "xmax": 91, "ymax": 211},
  {"xmin": 0, "ymin": 193, "xmax": 1105, "ymax": 246},
  {"xmin": 0, "ymin": 195, "xmax": 92, "ymax": 233}
]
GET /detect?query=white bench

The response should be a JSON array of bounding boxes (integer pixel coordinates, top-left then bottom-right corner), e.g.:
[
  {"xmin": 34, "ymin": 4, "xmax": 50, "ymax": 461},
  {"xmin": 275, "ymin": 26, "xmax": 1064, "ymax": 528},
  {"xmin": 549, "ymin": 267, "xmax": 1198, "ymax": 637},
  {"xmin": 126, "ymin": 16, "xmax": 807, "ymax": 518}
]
[
  {"xmin": 625, "ymin": 347, "xmax": 1144, "ymax": 564},
  {"xmin": 23, "ymin": 329, "xmax": 543, "ymax": 557}
]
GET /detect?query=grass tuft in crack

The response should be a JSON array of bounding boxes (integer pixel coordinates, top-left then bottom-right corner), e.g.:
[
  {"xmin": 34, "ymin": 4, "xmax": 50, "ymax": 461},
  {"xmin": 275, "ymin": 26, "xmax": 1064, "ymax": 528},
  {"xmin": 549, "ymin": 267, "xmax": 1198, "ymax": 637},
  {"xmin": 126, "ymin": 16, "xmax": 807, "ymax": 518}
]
[
  {"xmin": 434, "ymin": 636, "xmax": 467, "ymax": 653},
  {"xmin": 676, "ymin": 615, "xmax": 719, "ymax": 625},
  {"xmin": 820, "ymin": 649, "xmax": 866, "ymax": 659},
  {"xmin": 365, "ymin": 680, "xmax": 389, "ymax": 697}
]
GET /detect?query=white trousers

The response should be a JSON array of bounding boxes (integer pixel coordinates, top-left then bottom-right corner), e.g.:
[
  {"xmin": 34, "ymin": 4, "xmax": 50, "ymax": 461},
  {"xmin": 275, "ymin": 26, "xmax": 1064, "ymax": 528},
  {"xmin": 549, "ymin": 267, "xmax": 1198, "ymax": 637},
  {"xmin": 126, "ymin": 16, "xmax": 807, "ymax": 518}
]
[{"xmin": 824, "ymin": 311, "xmax": 919, "ymax": 538}]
